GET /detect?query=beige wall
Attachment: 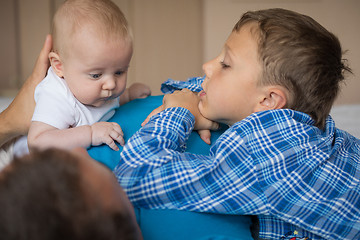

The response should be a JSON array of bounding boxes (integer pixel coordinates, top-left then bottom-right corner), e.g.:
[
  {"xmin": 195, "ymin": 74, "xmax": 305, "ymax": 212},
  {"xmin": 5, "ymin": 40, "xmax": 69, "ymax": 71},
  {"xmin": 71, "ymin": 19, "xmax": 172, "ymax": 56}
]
[
  {"xmin": 204, "ymin": 0, "xmax": 360, "ymax": 105},
  {"xmin": 1, "ymin": 0, "xmax": 359, "ymax": 105},
  {"xmin": 0, "ymin": 0, "xmax": 203, "ymax": 96}
]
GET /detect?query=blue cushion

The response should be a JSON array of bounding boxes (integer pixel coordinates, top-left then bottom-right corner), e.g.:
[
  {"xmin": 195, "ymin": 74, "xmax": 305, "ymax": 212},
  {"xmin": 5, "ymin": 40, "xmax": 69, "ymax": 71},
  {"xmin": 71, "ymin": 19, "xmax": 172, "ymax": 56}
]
[
  {"xmin": 87, "ymin": 95, "xmax": 226, "ymax": 170},
  {"xmin": 87, "ymin": 95, "xmax": 252, "ymax": 240},
  {"xmin": 135, "ymin": 208, "xmax": 253, "ymax": 240}
]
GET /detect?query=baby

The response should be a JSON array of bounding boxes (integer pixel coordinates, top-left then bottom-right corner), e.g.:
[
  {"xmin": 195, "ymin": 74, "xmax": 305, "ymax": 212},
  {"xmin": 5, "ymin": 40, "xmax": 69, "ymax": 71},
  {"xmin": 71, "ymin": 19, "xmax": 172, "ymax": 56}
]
[{"xmin": 25, "ymin": 0, "xmax": 150, "ymax": 153}]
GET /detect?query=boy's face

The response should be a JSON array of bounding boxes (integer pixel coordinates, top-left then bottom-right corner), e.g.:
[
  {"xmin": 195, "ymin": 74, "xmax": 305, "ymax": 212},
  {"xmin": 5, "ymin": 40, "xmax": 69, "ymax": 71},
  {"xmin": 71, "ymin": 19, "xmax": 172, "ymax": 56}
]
[
  {"xmin": 199, "ymin": 23, "xmax": 263, "ymax": 125},
  {"xmin": 60, "ymin": 27, "xmax": 133, "ymax": 107}
]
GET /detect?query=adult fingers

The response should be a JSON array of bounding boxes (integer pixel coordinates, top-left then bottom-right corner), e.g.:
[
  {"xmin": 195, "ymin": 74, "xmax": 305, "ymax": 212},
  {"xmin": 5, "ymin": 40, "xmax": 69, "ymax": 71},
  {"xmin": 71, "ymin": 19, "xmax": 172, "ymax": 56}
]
[{"xmin": 32, "ymin": 34, "xmax": 52, "ymax": 81}]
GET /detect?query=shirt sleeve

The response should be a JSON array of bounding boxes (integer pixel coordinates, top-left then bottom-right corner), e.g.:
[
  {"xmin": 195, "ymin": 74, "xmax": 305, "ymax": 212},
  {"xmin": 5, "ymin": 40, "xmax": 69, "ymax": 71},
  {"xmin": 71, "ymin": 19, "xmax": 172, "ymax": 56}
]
[
  {"xmin": 114, "ymin": 107, "xmax": 267, "ymax": 214},
  {"xmin": 160, "ymin": 76, "xmax": 205, "ymax": 94}
]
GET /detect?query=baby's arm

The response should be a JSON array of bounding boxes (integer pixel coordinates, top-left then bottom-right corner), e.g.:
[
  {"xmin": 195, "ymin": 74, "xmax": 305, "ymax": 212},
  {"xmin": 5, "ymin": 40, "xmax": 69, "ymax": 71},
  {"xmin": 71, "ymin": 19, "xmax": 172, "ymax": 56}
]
[
  {"xmin": 119, "ymin": 82, "xmax": 151, "ymax": 105},
  {"xmin": 28, "ymin": 121, "xmax": 124, "ymax": 151}
]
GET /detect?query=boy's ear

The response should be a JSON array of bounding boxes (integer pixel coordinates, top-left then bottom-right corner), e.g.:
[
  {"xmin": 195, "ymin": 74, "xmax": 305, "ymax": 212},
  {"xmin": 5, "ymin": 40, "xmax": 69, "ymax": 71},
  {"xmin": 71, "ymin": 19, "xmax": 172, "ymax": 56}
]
[
  {"xmin": 48, "ymin": 52, "xmax": 64, "ymax": 78},
  {"xmin": 255, "ymin": 87, "xmax": 287, "ymax": 112}
]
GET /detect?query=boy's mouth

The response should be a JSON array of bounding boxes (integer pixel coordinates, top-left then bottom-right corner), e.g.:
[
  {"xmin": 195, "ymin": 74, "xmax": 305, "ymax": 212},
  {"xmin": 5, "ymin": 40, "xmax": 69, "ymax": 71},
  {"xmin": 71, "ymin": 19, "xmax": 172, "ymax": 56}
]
[{"xmin": 198, "ymin": 90, "xmax": 206, "ymax": 97}]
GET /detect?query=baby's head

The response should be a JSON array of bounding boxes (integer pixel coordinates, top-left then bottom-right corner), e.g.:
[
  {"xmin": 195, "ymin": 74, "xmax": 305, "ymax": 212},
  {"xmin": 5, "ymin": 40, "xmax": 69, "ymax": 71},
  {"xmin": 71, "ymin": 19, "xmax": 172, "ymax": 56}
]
[
  {"xmin": 234, "ymin": 8, "xmax": 351, "ymax": 128},
  {"xmin": 50, "ymin": 0, "xmax": 133, "ymax": 107},
  {"xmin": 52, "ymin": 0, "xmax": 131, "ymax": 59}
]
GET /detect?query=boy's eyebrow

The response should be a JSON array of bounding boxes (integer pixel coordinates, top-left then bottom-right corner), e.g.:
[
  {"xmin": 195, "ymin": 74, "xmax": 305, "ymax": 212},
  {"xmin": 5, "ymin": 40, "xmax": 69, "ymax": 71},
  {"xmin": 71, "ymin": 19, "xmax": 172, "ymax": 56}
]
[{"xmin": 224, "ymin": 44, "xmax": 235, "ymax": 62}]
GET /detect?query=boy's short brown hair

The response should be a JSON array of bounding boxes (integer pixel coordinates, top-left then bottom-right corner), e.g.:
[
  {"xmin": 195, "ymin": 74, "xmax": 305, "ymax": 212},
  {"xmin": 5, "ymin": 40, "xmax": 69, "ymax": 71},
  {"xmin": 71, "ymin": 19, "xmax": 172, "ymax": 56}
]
[{"xmin": 234, "ymin": 8, "xmax": 351, "ymax": 129}]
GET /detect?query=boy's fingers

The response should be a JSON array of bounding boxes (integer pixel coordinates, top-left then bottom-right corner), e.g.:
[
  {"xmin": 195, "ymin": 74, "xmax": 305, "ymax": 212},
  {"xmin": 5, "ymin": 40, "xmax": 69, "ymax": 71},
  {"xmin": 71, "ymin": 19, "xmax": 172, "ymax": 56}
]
[
  {"xmin": 141, "ymin": 105, "xmax": 164, "ymax": 126},
  {"xmin": 196, "ymin": 117, "xmax": 219, "ymax": 132},
  {"xmin": 208, "ymin": 121, "xmax": 220, "ymax": 131},
  {"xmin": 198, "ymin": 129, "xmax": 211, "ymax": 145}
]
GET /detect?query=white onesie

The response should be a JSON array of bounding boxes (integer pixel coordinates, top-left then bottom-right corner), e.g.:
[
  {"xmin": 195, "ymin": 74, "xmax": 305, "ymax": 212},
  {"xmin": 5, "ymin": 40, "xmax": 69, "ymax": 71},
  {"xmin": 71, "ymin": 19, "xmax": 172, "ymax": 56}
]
[{"xmin": 13, "ymin": 67, "xmax": 120, "ymax": 157}]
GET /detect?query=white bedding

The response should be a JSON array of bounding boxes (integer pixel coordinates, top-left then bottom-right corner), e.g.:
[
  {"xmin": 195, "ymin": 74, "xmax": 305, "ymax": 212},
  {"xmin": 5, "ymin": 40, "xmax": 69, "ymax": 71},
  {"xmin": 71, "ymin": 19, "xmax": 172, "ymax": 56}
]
[
  {"xmin": 0, "ymin": 97, "xmax": 359, "ymax": 138},
  {"xmin": 0, "ymin": 97, "xmax": 13, "ymax": 113},
  {"xmin": 330, "ymin": 104, "xmax": 360, "ymax": 138}
]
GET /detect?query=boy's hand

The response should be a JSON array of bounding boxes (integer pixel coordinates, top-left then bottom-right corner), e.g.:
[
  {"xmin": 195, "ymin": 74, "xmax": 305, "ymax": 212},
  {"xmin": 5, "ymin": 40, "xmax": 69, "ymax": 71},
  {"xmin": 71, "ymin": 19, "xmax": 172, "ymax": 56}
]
[
  {"xmin": 142, "ymin": 89, "xmax": 219, "ymax": 142},
  {"xmin": 90, "ymin": 122, "xmax": 124, "ymax": 151},
  {"xmin": 197, "ymin": 129, "xmax": 212, "ymax": 145},
  {"xmin": 163, "ymin": 89, "xmax": 219, "ymax": 131}
]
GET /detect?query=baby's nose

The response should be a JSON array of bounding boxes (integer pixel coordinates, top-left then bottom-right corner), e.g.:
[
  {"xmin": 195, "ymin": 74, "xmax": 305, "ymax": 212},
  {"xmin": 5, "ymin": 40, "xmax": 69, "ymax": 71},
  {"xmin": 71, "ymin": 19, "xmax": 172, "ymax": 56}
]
[{"xmin": 103, "ymin": 77, "xmax": 116, "ymax": 90}]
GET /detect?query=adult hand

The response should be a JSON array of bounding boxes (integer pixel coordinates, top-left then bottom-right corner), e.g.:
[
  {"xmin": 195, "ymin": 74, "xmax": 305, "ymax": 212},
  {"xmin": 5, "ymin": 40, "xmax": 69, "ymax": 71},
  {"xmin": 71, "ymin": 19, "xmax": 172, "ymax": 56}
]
[{"xmin": 0, "ymin": 35, "xmax": 52, "ymax": 147}]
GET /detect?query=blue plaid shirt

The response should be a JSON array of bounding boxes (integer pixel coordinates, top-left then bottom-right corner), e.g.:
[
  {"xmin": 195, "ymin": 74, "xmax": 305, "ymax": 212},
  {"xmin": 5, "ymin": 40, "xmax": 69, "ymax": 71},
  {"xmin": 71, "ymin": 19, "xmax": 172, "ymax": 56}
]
[{"xmin": 114, "ymin": 78, "xmax": 360, "ymax": 240}]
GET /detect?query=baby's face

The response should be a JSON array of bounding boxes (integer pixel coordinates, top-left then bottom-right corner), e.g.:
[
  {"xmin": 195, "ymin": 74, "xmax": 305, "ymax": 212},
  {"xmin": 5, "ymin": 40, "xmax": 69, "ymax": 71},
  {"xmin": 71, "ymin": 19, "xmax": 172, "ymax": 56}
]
[
  {"xmin": 198, "ymin": 23, "xmax": 263, "ymax": 125},
  {"xmin": 61, "ymin": 28, "xmax": 133, "ymax": 107}
]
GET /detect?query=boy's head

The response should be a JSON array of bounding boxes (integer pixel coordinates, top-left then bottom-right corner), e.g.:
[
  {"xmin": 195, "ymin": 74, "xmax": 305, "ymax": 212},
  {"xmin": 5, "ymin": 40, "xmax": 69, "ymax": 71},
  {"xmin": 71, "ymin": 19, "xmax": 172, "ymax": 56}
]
[
  {"xmin": 0, "ymin": 148, "xmax": 142, "ymax": 240},
  {"xmin": 50, "ymin": 0, "xmax": 133, "ymax": 107},
  {"xmin": 200, "ymin": 8, "xmax": 351, "ymax": 128}
]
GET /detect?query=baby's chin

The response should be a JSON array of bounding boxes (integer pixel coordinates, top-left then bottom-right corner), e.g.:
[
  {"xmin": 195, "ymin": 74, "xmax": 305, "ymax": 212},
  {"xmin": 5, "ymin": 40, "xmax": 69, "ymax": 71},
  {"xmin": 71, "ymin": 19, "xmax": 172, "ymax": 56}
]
[{"xmin": 84, "ymin": 99, "xmax": 107, "ymax": 108}]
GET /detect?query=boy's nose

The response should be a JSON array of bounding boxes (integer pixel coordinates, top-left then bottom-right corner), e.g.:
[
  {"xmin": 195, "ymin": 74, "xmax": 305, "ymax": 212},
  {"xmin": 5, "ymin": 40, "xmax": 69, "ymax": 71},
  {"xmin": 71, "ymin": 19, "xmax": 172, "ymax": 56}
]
[{"xmin": 202, "ymin": 60, "xmax": 213, "ymax": 78}]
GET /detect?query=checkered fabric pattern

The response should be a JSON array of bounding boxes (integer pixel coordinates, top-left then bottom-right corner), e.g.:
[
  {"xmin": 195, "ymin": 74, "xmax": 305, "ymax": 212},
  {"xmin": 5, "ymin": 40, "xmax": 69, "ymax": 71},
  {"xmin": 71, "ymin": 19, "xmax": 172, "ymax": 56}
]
[{"xmin": 114, "ymin": 78, "xmax": 360, "ymax": 240}]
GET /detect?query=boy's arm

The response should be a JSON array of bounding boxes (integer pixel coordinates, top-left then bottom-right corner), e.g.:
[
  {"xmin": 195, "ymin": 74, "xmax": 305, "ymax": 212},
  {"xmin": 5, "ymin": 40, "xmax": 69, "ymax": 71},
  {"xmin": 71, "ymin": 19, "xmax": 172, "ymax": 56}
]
[
  {"xmin": 142, "ymin": 89, "xmax": 218, "ymax": 131},
  {"xmin": 115, "ymin": 106, "xmax": 265, "ymax": 214},
  {"xmin": 119, "ymin": 82, "xmax": 151, "ymax": 105},
  {"xmin": 28, "ymin": 121, "xmax": 124, "ymax": 151},
  {"xmin": 142, "ymin": 89, "xmax": 218, "ymax": 144}
]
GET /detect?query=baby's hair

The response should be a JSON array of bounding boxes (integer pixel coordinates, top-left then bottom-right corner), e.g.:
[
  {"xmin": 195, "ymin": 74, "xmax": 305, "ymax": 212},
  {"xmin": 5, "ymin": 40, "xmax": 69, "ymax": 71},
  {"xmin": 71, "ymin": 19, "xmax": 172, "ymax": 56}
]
[
  {"xmin": 52, "ymin": 0, "xmax": 131, "ymax": 57},
  {"xmin": 234, "ymin": 8, "xmax": 352, "ymax": 129}
]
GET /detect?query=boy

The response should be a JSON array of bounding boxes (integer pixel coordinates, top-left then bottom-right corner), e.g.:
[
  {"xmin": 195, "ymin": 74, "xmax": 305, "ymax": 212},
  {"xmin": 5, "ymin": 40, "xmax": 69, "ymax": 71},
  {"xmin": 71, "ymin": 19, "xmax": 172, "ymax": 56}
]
[
  {"xmin": 114, "ymin": 8, "xmax": 359, "ymax": 240},
  {"xmin": 25, "ymin": 0, "xmax": 150, "ymax": 153}
]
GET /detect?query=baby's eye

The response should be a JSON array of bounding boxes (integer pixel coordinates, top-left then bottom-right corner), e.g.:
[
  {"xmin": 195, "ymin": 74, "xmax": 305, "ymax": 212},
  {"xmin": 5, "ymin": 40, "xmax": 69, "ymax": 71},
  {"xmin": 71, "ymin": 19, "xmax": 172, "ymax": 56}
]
[
  {"xmin": 220, "ymin": 61, "xmax": 230, "ymax": 69},
  {"xmin": 115, "ymin": 70, "xmax": 125, "ymax": 76},
  {"xmin": 90, "ymin": 73, "xmax": 102, "ymax": 79}
]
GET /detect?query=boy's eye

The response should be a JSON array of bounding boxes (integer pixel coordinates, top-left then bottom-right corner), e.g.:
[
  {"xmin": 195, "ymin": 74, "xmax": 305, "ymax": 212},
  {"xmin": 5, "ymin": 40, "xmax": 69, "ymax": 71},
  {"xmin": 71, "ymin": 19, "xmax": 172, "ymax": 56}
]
[
  {"xmin": 220, "ymin": 61, "xmax": 230, "ymax": 69},
  {"xmin": 90, "ymin": 73, "xmax": 102, "ymax": 79}
]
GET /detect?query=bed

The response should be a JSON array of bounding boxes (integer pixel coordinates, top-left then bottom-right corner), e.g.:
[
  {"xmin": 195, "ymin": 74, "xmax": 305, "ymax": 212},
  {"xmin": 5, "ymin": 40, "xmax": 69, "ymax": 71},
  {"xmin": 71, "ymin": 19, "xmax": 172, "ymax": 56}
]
[{"xmin": 1, "ymin": 95, "xmax": 359, "ymax": 240}]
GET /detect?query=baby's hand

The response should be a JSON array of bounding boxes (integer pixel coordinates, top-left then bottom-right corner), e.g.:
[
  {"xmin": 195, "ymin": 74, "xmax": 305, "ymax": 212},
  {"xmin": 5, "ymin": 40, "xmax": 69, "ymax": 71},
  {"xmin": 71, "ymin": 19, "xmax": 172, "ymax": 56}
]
[
  {"xmin": 90, "ymin": 122, "xmax": 124, "ymax": 151},
  {"xmin": 129, "ymin": 82, "xmax": 151, "ymax": 100}
]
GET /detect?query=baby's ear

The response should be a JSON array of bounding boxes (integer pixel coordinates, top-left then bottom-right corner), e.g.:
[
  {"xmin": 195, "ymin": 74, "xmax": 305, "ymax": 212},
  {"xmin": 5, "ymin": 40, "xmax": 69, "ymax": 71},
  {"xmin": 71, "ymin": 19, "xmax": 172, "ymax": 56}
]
[
  {"xmin": 49, "ymin": 52, "xmax": 64, "ymax": 78},
  {"xmin": 255, "ymin": 87, "xmax": 287, "ymax": 112}
]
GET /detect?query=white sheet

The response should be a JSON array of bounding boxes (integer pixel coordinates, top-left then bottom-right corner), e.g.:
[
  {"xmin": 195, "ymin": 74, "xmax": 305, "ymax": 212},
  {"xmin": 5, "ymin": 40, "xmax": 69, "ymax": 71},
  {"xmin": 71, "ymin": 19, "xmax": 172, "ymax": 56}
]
[
  {"xmin": 331, "ymin": 104, "xmax": 360, "ymax": 139},
  {"xmin": 0, "ymin": 97, "xmax": 13, "ymax": 113},
  {"xmin": 0, "ymin": 97, "xmax": 359, "ymax": 138}
]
